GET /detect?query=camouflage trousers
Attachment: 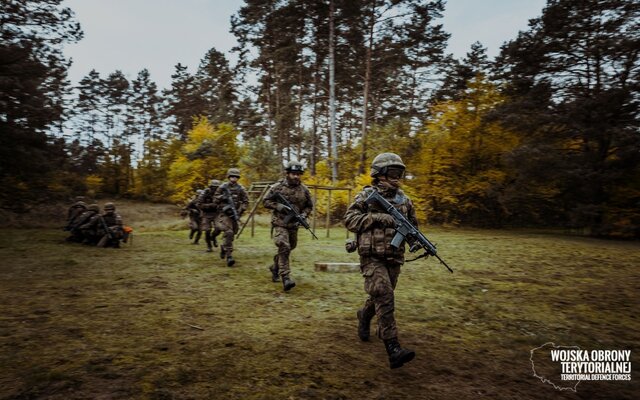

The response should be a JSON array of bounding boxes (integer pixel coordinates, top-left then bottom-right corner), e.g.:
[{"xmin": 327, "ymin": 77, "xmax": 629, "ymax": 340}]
[
  {"xmin": 201, "ymin": 214, "xmax": 220, "ymax": 246},
  {"xmin": 273, "ymin": 226, "xmax": 298, "ymax": 278},
  {"xmin": 200, "ymin": 214, "xmax": 217, "ymax": 231},
  {"xmin": 359, "ymin": 258, "xmax": 401, "ymax": 340},
  {"xmin": 189, "ymin": 214, "xmax": 201, "ymax": 231},
  {"xmin": 216, "ymin": 214, "xmax": 238, "ymax": 257}
]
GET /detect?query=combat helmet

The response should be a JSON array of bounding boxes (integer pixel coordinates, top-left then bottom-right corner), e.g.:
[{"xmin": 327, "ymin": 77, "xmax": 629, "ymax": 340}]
[
  {"xmin": 370, "ymin": 153, "xmax": 406, "ymax": 177},
  {"xmin": 209, "ymin": 179, "xmax": 221, "ymax": 187},
  {"xmin": 88, "ymin": 204, "xmax": 100, "ymax": 212},
  {"xmin": 104, "ymin": 202, "xmax": 116, "ymax": 211},
  {"xmin": 227, "ymin": 168, "xmax": 241, "ymax": 178},
  {"xmin": 285, "ymin": 161, "xmax": 305, "ymax": 174}
]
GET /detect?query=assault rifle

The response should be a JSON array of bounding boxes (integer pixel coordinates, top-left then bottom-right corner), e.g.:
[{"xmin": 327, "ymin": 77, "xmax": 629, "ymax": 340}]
[
  {"xmin": 221, "ymin": 186, "xmax": 240, "ymax": 222},
  {"xmin": 96, "ymin": 215, "xmax": 116, "ymax": 247},
  {"xmin": 365, "ymin": 190, "xmax": 453, "ymax": 273},
  {"xmin": 271, "ymin": 192, "xmax": 318, "ymax": 240}
]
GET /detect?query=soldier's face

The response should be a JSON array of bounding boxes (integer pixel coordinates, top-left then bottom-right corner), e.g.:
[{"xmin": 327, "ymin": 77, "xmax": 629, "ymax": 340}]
[
  {"xmin": 229, "ymin": 176, "xmax": 239, "ymax": 184},
  {"xmin": 379, "ymin": 173, "xmax": 402, "ymax": 189},
  {"xmin": 287, "ymin": 172, "xmax": 302, "ymax": 184}
]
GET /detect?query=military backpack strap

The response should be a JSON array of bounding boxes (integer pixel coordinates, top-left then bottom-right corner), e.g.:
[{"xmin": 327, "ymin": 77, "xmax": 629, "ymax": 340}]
[{"xmin": 264, "ymin": 181, "xmax": 284, "ymax": 201}]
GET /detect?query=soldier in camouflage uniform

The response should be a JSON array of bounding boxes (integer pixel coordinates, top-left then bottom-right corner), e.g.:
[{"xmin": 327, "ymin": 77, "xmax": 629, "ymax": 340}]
[
  {"xmin": 263, "ymin": 161, "xmax": 314, "ymax": 291},
  {"xmin": 344, "ymin": 153, "xmax": 417, "ymax": 369},
  {"xmin": 65, "ymin": 196, "xmax": 87, "ymax": 232},
  {"xmin": 212, "ymin": 168, "xmax": 248, "ymax": 266},
  {"xmin": 82, "ymin": 202, "xmax": 124, "ymax": 248},
  {"xmin": 197, "ymin": 180, "xmax": 222, "ymax": 252},
  {"xmin": 185, "ymin": 189, "xmax": 204, "ymax": 245},
  {"xmin": 67, "ymin": 204, "xmax": 100, "ymax": 243}
]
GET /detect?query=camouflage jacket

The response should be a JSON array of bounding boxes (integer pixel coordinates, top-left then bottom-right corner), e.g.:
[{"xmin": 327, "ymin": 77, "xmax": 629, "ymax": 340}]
[
  {"xmin": 213, "ymin": 182, "xmax": 249, "ymax": 217},
  {"xmin": 263, "ymin": 179, "xmax": 314, "ymax": 228},
  {"xmin": 82, "ymin": 212, "xmax": 123, "ymax": 233},
  {"xmin": 197, "ymin": 187, "xmax": 219, "ymax": 217},
  {"xmin": 344, "ymin": 184, "xmax": 418, "ymax": 263},
  {"xmin": 70, "ymin": 210, "xmax": 98, "ymax": 231},
  {"xmin": 66, "ymin": 202, "xmax": 87, "ymax": 225}
]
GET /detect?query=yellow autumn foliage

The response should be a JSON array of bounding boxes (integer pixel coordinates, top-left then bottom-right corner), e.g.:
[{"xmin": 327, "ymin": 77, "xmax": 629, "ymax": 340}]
[{"xmin": 168, "ymin": 117, "xmax": 242, "ymax": 203}]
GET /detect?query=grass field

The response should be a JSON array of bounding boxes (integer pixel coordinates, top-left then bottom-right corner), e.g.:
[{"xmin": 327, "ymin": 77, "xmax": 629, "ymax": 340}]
[{"xmin": 0, "ymin": 201, "xmax": 638, "ymax": 399}]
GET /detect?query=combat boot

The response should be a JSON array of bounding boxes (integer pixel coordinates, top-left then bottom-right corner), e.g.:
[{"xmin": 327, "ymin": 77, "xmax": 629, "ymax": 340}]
[
  {"xmin": 384, "ymin": 338, "xmax": 415, "ymax": 369},
  {"xmin": 282, "ymin": 276, "xmax": 296, "ymax": 292},
  {"xmin": 269, "ymin": 265, "xmax": 280, "ymax": 282},
  {"xmin": 357, "ymin": 309, "xmax": 373, "ymax": 341},
  {"xmin": 226, "ymin": 256, "xmax": 235, "ymax": 267},
  {"xmin": 204, "ymin": 232, "xmax": 212, "ymax": 251}
]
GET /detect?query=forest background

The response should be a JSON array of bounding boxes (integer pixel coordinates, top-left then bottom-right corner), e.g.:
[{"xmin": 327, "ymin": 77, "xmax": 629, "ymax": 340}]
[{"xmin": 1, "ymin": 0, "xmax": 639, "ymax": 237}]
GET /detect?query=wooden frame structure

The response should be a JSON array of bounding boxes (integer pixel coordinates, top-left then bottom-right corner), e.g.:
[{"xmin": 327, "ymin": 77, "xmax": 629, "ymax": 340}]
[{"xmin": 237, "ymin": 181, "xmax": 354, "ymax": 239}]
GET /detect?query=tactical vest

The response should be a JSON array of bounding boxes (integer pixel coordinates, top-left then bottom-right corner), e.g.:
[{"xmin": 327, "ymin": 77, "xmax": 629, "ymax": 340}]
[
  {"xmin": 357, "ymin": 186, "xmax": 411, "ymax": 260},
  {"xmin": 101, "ymin": 212, "xmax": 123, "ymax": 238},
  {"xmin": 219, "ymin": 182, "xmax": 247, "ymax": 213},
  {"xmin": 198, "ymin": 188, "xmax": 218, "ymax": 216},
  {"xmin": 267, "ymin": 179, "xmax": 312, "ymax": 228},
  {"xmin": 102, "ymin": 212, "xmax": 123, "ymax": 228}
]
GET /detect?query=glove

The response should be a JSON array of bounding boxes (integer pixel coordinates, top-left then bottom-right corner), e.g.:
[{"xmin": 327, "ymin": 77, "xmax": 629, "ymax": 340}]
[
  {"xmin": 276, "ymin": 203, "xmax": 292, "ymax": 213},
  {"xmin": 372, "ymin": 213, "xmax": 395, "ymax": 227},
  {"xmin": 300, "ymin": 212, "xmax": 307, "ymax": 220}
]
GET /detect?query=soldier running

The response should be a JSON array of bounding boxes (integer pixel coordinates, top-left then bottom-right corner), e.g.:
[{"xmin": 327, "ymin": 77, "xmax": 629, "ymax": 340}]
[
  {"xmin": 198, "ymin": 180, "xmax": 222, "ymax": 252},
  {"xmin": 263, "ymin": 161, "xmax": 314, "ymax": 291},
  {"xmin": 212, "ymin": 168, "xmax": 248, "ymax": 267},
  {"xmin": 185, "ymin": 189, "xmax": 204, "ymax": 244},
  {"xmin": 344, "ymin": 153, "xmax": 417, "ymax": 369}
]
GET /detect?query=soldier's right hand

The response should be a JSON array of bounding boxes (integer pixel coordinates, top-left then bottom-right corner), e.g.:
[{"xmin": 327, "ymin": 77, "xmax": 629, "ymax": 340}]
[
  {"xmin": 372, "ymin": 213, "xmax": 395, "ymax": 227},
  {"xmin": 276, "ymin": 204, "xmax": 292, "ymax": 213}
]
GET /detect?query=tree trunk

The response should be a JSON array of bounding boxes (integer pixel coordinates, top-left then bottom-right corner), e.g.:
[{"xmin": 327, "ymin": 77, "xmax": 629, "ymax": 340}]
[
  {"xmin": 358, "ymin": 2, "xmax": 375, "ymax": 175},
  {"xmin": 329, "ymin": 0, "xmax": 338, "ymax": 183}
]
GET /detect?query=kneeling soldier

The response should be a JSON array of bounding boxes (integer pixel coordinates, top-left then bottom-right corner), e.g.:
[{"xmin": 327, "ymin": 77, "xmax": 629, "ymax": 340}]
[
  {"xmin": 82, "ymin": 202, "xmax": 124, "ymax": 248},
  {"xmin": 263, "ymin": 161, "xmax": 313, "ymax": 291},
  {"xmin": 344, "ymin": 152, "xmax": 417, "ymax": 369},
  {"xmin": 64, "ymin": 196, "xmax": 87, "ymax": 235},
  {"xmin": 69, "ymin": 204, "xmax": 100, "ymax": 243}
]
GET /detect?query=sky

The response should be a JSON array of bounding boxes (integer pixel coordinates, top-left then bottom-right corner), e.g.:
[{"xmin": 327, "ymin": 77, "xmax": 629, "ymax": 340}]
[{"xmin": 62, "ymin": 0, "xmax": 548, "ymax": 90}]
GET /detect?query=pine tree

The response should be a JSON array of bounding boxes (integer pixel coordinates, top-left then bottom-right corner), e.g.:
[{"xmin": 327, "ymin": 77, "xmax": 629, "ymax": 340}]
[
  {"xmin": 0, "ymin": 0, "xmax": 82, "ymax": 204},
  {"xmin": 74, "ymin": 70, "xmax": 105, "ymax": 144},
  {"xmin": 130, "ymin": 69, "xmax": 163, "ymax": 157},
  {"xmin": 164, "ymin": 63, "xmax": 204, "ymax": 141},
  {"xmin": 495, "ymin": 0, "xmax": 640, "ymax": 235}
]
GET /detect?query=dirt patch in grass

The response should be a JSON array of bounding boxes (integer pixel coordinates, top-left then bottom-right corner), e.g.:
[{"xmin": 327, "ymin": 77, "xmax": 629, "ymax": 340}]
[{"xmin": 0, "ymin": 220, "xmax": 638, "ymax": 399}]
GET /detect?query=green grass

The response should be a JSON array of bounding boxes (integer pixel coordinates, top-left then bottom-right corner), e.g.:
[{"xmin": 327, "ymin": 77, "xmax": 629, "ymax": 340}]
[{"xmin": 0, "ymin": 207, "xmax": 639, "ymax": 399}]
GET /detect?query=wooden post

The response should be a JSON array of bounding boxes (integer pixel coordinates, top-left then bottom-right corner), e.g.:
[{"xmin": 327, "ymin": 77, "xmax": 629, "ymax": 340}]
[
  {"xmin": 326, "ymin": 189, "xmax": 332, "ymax": 238},
  {"xmin": 313, "ymin": 186, "xmax": 318, "ymax": 234},
  {"xmin": 346, "ymin": 188, "xmax": 352, "ymax": 238},
  {"xmin": 251, "ymin": 211, "xmax": 255, "ymax": 237}
]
